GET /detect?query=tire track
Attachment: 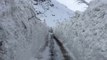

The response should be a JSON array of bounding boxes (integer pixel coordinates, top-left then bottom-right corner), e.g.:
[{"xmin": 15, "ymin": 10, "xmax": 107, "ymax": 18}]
[
  {"xmin": 38, "ymin": 30, "xmax": 73, "ymax": 60},
  {"xmin": 53, "ymin": 35, "xmax": 73, "ymax": 60}
]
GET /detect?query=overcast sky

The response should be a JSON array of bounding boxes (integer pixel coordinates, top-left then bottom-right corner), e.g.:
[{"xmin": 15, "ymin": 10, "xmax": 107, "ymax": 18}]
[{"xmin": 56, "ymin": 0, "xmax": 92, "ymax": 11}]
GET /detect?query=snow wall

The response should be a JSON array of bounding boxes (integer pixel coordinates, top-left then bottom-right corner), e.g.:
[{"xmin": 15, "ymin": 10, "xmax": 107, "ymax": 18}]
[
  {"xmin": 54, "ymin": 0, "xmax": 107, "ymax": 60},
  {"xmin": 0, "ymin": 0, "xmax": 48, "ymax": 60}
]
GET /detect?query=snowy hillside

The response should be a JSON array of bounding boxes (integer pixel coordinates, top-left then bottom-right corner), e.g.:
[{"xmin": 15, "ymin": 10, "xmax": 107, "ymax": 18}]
[
  {"xmin": 0, "ymin": 0, "xmax": 49, "ymax": 60},
  {"xmin": 32, "ymin": 0, "xmax": 74, "ymax": 27},
  {"xmin": 55, "ymin": 0, "xmax": 107, "ymax": 60}
]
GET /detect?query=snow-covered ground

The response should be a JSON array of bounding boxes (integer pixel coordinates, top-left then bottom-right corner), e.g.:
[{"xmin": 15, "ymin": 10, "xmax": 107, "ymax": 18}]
[
  {"xmin": 38, "ymin": 39, "xmax": 64, "ymax": 60},
  {"xmin": 32, "ymin": 0, "xmax": 74, "ymax": 27},
  {"xmin": 0, "ymin": 0, "xmax": 74, "ymax": 60},
  {"xmin": 38, "ymin": 31, "xmax": 64, "ymax": 60},
  {"xmin": 1, "ymin": 0, "xmax": 107, "ymax": 60}
]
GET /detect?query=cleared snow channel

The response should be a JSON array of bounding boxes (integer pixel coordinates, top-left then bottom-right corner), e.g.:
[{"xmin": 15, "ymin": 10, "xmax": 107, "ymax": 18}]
[{"xmin": 37, "ymin": 39, "xmax": 64, "ymax": 60}]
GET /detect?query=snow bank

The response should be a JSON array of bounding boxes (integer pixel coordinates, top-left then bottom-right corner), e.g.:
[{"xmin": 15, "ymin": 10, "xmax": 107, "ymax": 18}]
[
  {"xmin": 0, "ymin": 0, "xmax": 48, "ymax": 60},
  {"xmin": 54, "ymin": 0, "xmax": 107, "ymax": 60}
]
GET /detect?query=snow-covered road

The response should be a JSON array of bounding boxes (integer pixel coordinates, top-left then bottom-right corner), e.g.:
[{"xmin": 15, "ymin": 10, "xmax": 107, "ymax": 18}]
[
  {"xmin": 37, "ymin": 32, "xmax": 72, "ymax": 60},
  {"xmin": 38, "ymin": 38, "xmax": 64, "ymax": 60}
]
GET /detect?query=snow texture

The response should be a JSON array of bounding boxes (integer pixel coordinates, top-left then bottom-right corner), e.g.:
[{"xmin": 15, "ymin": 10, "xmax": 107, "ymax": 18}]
[
  {"xmin": 39, "ymin": 31, "xmax": 64, "ymax": 60},
  {"xmin": 0, "ymin": 0, "xmax": 49, "ymax": 60},
  {"xmin": 32, "ymin": 0, "xmax": 74, "ymax": 27},
  {"xmin": 54, "ymin": 0, "xmax": 107, "ymax": 60}
]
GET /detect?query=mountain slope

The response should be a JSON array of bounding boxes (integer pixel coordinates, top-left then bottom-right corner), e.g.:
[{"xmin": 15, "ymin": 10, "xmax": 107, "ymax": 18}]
[{"xmin": 32, "ymin": 0, "xmax": 74, "ymax": 27}]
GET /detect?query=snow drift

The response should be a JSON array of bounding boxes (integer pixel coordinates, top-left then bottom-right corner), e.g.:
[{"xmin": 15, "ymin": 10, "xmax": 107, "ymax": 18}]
[
  {"xmin": 0, "ymin": 0, "xmax": 48, "ymax": 60},
  {"xmin": 55, "ymin": 0, "xmax": 107, "ymax": 60}
]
